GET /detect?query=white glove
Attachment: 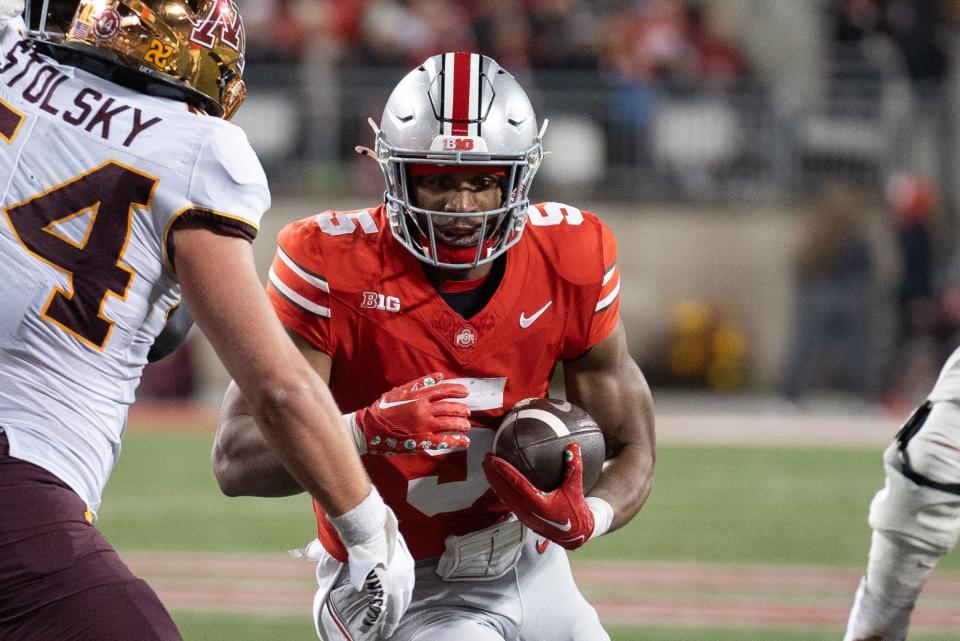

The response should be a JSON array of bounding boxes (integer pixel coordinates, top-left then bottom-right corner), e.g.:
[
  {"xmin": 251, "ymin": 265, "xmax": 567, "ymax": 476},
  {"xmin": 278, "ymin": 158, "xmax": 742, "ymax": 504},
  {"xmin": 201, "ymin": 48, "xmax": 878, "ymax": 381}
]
[
  {"xmin": 0, "ymin": 0, "xmax": 23, "ymax": 24},
  {"xmin": 329, "ymin": 488, "xmax": 415, "ymax": 639}
]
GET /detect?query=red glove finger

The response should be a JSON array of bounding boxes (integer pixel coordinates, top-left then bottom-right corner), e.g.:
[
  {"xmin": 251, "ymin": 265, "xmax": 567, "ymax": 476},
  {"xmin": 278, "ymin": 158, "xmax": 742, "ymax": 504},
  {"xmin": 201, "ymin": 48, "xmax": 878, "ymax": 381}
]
[
  {"xmin": 559, "ymin": 443, "xmax": 585, "ymax": 497},
  {"xmin": 408, "ymin": 372, "xmax": 446, "ymax": 391},
  {"xmin": 430, "ymin": 401, "xmax": 472, "ymax": 422},
  {"xmin": 483, "ymin": 453, "xmax": 545, "ymax": 503},
  {"xmin": 417, "ymin": 383, "xmax": 471, "ymax": 403},
  {"xmin": 483, "ymin": 444, "xmax": 594, "ymax": 550}
]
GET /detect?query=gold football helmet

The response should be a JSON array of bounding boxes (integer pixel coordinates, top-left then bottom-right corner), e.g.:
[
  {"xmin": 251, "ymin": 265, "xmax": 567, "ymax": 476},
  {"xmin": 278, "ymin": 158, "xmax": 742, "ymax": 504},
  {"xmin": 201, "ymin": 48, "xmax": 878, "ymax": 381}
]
[{"xmin": 29, "ymin": 0, "xmax": 246, "ymax": 118}]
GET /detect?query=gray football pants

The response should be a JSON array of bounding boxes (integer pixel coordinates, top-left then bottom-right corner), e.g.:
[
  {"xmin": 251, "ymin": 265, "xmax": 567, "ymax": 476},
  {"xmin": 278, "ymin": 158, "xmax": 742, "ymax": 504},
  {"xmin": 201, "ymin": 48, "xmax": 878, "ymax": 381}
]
[{"xmin": 315, "ymin": 527, "xmax": 609, "ymax": 641}]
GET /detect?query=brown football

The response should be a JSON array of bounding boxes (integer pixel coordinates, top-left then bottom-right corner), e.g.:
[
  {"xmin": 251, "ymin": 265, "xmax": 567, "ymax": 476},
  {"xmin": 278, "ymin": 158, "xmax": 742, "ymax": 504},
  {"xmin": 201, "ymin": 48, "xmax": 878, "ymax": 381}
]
[{"xmin": 492, "ymin": 398, "xmax": 605, "ymax": 492}]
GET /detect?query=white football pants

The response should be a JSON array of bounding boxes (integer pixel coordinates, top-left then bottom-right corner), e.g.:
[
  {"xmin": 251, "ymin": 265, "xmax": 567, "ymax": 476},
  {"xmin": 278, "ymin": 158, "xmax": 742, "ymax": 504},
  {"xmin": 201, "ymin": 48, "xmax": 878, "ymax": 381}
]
[
  {"xmin": 845, "ymin": 347, "xmax": 960, "ymax": 641},
  {"xmin": 314, "ymin": 526, "xmax": 609, "ymax": 641}
]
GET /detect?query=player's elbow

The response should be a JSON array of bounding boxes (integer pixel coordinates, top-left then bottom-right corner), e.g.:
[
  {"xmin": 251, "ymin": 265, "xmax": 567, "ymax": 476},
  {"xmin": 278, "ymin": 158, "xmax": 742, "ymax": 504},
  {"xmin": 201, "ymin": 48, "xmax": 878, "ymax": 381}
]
[
  {"xmin": 211, "ymin": 376, "xmax": 312, "ymax": 497},
  {"xmin": 211, "ymin": 439, "xmax": 247, "ymax": 497},
  {"xmin": 212, "ymin": 456, "xmax": 243, "ymax": 497}
]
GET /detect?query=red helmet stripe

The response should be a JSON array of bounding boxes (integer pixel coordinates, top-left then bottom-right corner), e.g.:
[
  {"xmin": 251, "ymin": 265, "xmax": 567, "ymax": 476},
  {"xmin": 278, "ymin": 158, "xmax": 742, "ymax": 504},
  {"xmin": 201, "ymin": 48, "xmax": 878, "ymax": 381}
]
[
  {"xmin": 441, "ymin": 52, "xmax": 481, "ymax": 137},
  {"xmin": 451, "ymin": 52, "xmax": 472, "ymax": 135}
]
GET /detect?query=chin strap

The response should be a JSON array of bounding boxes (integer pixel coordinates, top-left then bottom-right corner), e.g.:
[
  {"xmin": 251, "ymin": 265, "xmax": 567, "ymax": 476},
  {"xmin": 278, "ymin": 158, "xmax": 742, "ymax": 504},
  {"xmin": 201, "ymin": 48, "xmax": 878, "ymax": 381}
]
[{"xmin": 419, "ymin": 236, "xmax": 497, "ymax": 267}]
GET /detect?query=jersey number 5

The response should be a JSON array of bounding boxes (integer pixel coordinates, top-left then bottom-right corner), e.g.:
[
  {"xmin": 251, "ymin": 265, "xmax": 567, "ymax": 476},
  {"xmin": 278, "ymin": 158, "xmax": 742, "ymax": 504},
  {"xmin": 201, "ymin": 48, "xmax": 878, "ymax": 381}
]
[{"xmin": 4, "ymin": 161, "xmax": 158, "ymax": 349}]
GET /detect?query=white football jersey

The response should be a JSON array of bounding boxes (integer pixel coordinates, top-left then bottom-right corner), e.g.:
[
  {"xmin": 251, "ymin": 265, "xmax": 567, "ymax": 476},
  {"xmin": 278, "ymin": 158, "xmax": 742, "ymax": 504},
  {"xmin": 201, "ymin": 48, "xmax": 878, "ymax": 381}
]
[{"xmin": 0, "ymin": 19, "xmax": 269, "ymax": 513}]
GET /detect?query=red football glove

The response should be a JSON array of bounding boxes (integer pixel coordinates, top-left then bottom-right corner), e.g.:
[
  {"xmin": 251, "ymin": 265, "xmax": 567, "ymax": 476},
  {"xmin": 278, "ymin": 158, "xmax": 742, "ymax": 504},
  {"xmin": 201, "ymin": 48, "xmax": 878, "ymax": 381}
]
[
  {"xmin": 354, "ymin": 372, "xmax": 472, "ymax": 454},
  {"xmin": 483, "ymin": 443, "xmax": 594, "ymax": 550}
]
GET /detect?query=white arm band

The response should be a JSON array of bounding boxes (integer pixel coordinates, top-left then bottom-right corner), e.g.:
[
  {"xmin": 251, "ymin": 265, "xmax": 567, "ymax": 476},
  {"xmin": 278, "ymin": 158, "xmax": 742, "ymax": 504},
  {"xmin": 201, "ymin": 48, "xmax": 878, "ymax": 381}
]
[
  {"xmin": 342, "ymin": 411, "xmax": 366, "ymax": 455},
  {"xmin": 586, "ymin": 496, "xmax": 614, "ymax": 540},
  {"xmin": 327, "ymin": 486, "xmax": 386, "ymax": 546}
]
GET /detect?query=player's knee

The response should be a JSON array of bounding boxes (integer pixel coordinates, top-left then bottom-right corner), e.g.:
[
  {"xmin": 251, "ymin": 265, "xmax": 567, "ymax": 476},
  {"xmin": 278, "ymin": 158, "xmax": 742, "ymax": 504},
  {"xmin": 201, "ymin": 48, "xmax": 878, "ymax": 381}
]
[{"xmin": 870, "ymin": 449, "xmax": 960, "ymax": 555}]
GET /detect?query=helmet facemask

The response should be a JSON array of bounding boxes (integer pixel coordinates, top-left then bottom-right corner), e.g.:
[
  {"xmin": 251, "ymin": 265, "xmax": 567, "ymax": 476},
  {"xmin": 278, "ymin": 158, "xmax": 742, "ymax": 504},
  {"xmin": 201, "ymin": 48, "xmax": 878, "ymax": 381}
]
[
  {"xmin": 25, "ymin": 0, "xmax": 75, "ymax": 39},
  {"xmin": 369, "ymin": 52, "xmax": 545, "ymax": 270}
]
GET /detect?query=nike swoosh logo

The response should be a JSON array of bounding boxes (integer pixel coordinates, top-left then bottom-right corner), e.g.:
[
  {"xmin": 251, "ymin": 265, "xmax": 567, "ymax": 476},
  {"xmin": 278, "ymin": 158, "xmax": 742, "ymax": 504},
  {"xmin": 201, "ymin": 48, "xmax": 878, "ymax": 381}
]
[
  {"xmin": 531, "ymin": 512, "xmax": 572, "ymax": 532},
  {"xmin": 378, "ymin": 398, "xmax": 417, "ymax": 410},
  {"xmin": 535, "ymin": 538, "xmax": 549, "ymax": 554},
  {"xmin": 519, "ymin": 301, "xmax": 553, "ymax": 328}
]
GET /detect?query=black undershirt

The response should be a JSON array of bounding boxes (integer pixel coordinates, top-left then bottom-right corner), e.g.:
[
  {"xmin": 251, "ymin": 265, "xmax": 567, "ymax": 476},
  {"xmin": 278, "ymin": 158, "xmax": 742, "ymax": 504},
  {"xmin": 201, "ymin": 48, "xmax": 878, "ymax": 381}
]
[{"xmin": 434, "ymin": 255, "xmax": 507, "ymax": 319}]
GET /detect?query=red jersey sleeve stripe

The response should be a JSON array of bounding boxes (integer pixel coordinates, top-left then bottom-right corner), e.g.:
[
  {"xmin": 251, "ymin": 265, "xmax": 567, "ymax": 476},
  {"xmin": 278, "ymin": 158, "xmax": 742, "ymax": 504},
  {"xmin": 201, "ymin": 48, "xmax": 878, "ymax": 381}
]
[
  {"xmin": 595, "ymin": 266, "xmax": 620, "ymax": 313},
  {"xmin": 602, "ymin": 263, "xmax": 616, "ymax": 287},
  {"xmin": 277, "ymin": 247, "xmax": 329, "ymax": 292},
  {"xmin": 267, "ymin": 268, "xmax": 331, "ymax": 318},
  {"xmin": 270, "ymin": 247, "xmax": 330, "ymax": 300}
]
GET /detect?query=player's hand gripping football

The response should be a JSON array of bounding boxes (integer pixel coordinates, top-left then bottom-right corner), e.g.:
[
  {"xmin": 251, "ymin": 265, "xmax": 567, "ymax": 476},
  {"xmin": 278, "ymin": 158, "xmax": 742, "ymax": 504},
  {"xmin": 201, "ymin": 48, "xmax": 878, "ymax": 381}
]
[
  {"xmin": 483, "ymin": 443, "xmax": 595, "ymax": 550},
  {"xmin": 352, "ymin": 373, "xmax": 472, "ymax": 454}
]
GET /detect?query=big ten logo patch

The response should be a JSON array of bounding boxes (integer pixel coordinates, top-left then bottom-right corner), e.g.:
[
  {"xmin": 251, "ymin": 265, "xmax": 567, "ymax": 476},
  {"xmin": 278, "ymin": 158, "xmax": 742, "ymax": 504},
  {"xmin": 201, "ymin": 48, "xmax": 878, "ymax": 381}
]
[
  {"xmin": 442, "ymin": 137, "xmax": 474, "ymax": 151},
  {"xmin": 360, "ymin": 292, "xmax": 400, "ymax": 313},
  {"xmin": 144, "ymin": 39, "xmax": 175, "ymax": 68}
]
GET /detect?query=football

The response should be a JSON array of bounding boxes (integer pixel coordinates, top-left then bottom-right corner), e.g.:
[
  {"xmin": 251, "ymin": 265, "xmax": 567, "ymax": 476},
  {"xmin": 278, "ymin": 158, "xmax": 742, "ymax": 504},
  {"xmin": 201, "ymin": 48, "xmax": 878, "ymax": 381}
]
[{"xmin": 492, "ymin": 398, "xmax": 605, "ymax": 492}]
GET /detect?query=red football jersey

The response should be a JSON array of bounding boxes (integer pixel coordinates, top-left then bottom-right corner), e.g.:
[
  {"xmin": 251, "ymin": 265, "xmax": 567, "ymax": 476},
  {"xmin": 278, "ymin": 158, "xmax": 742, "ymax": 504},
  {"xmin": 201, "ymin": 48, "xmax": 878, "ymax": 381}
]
[{"xmin": 266, "ymin": 202, "xmax": 621, "ymax": 560}]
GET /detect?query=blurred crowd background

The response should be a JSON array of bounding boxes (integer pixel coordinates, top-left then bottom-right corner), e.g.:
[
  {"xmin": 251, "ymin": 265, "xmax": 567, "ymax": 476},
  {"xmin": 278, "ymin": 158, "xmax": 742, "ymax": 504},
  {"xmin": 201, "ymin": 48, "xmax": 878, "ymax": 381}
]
[{"xmin": 143, "ymin": 0, "xmax": 960, "ymax": 415}]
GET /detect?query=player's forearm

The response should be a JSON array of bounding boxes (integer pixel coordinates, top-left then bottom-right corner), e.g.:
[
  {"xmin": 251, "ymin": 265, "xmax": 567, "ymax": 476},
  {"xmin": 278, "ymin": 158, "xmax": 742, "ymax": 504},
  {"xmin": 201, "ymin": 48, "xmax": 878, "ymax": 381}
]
[
  {"xmin": 567, "ymin": 349, "xmax": 656, "ymax": 532},
  {"xmin": 242, "ymin": 373, "xmax": 371, "ymax": 516},
  {"xmin": 592, "ymin": 369, "xmax": 657, "ymax": 532},
  {"xmin": 589, "ymin": 440, "xmax": 654, "ymax": 532}
]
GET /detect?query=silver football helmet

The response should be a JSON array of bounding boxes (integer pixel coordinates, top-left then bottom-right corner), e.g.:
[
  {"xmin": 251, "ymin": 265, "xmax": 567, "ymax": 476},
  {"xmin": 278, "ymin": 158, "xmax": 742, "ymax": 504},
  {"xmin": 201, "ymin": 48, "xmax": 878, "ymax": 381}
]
[{"xmin": 369, "ymin": 52, "xmax": 546, "ymax": 270}]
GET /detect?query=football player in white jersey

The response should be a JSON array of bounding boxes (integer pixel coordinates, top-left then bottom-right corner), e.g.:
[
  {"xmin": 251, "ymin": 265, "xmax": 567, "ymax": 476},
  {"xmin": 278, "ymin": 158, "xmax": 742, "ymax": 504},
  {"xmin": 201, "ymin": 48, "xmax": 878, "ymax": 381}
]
[
  {"xmin": 845, "ymin": 347, "xmax": 960, "ymax": 640},
  {"xmin": 0, "ymin": 1, "xmax": 412, "ymax": 639},
  {"xmin": 213, "ymin": 52, "xmax": 656, "ymax": 641}
]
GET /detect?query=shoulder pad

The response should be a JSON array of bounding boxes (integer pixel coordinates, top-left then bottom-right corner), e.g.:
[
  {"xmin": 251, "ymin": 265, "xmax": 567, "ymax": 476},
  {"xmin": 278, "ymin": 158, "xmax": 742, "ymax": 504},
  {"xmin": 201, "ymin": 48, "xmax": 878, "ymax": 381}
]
[
  {"xmin": 524, "ymin": 202, "xmax": 612, "ymax": 286},
  {"xmin": 188, "ymin": 123, "xmax": 269, "ymax": 228}
]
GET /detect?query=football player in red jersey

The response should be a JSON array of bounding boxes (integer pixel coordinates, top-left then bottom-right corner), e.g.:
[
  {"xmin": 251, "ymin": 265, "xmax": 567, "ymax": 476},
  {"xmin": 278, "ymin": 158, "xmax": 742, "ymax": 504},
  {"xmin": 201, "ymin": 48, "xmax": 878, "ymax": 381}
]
[{"xmin": 214, "ymin": 52, "xmax": 656, "ymax": 641}]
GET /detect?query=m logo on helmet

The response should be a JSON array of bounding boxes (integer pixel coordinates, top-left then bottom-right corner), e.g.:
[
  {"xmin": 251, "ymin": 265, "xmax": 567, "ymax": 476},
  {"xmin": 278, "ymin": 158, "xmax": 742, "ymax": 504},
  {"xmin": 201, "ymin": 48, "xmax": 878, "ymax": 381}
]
[{"xmin": 189, "ymin": 0, "xmax": 244, "ymax": 54}]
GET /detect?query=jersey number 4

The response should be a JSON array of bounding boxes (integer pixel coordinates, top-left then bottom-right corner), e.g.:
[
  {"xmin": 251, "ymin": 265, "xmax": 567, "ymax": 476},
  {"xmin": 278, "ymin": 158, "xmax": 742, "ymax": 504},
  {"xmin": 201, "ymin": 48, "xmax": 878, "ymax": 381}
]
[{"xmin": 4, "ymin": 161, "xmax": 158, "ymax": 349}]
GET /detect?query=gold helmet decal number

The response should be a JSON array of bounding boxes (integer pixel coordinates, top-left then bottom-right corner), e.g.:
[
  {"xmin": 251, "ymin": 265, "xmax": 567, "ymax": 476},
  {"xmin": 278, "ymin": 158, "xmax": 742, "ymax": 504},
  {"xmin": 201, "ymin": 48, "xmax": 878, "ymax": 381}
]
[{"xmin": 143, "ymin": 39, "xmax": 175, "ymax": 68}]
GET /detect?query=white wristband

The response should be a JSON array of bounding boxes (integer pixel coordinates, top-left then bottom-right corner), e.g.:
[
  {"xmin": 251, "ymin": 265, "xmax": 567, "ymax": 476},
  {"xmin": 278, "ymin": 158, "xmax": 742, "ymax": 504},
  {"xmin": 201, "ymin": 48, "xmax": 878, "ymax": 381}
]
[
  {"xmin": 328, "ymin": 486, "xmax": 387, "ymax": 547},
  {"xmin": 342, "ymin": 412, "xmax": 366, "ymax": 454},
  {"xmin": 586, "ymin": 496, "xmax": 614, "ymax": 540}
]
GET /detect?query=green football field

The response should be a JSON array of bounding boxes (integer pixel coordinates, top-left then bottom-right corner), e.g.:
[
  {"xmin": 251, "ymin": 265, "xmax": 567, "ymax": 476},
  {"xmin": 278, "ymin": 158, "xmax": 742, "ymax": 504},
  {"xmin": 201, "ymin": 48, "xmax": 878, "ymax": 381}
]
[{"xmin": 98, "ymin": 430, "xmax": 958, "ymax": 640}]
